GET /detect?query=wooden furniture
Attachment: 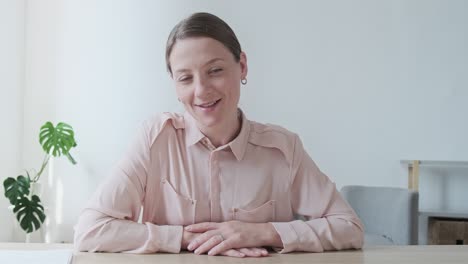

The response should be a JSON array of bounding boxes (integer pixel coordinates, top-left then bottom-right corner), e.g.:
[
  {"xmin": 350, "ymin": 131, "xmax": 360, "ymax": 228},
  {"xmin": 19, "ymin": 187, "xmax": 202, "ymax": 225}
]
[
  {"xmin": 401, "ymin": 160, "xmax": 468, "ymax": 244},
  {"xmin": 401, "ymin": 160, "xmax": 468, "ymax": 191},
  {"xmin": 428, "ymin": 217, "xmax": 468, "ymax": 245},
  {"xmin": 1, "ymin": 243, "xmax": 468, "ymax": 264},
  {"xmin": 401, "ymin": 159, "xmax": 468, "ymax": 218}
]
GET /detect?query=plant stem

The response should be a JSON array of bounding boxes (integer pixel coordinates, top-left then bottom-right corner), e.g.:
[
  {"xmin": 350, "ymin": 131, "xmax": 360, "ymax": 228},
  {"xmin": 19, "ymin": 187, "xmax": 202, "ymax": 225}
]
[{"xmin": 33, "ymin": 154, "xmax": 50, "ymax": 182}]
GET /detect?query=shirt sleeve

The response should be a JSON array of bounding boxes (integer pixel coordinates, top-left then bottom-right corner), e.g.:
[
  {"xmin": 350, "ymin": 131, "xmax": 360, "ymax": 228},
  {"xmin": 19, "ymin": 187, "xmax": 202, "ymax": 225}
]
[
  {"xmin": 271, "ymin": 135, "xmax": 364, "ymax": 253},
  {"xmin": 73, "ymin": 122, "xmax": 183, "ymax": 253}
]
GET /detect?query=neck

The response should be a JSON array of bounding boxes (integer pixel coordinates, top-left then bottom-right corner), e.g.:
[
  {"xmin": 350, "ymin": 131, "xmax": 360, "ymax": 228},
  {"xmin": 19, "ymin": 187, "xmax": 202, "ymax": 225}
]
[{"xmin": 200, "ymin": 110, "xmax": 242, "ymax": 147}]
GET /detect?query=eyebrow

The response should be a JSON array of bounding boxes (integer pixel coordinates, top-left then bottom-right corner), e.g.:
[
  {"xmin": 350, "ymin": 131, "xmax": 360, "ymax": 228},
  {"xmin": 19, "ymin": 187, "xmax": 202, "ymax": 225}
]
[{"xmin": 174, "ymin": 58, "xmax": 225, "ymax": 75}]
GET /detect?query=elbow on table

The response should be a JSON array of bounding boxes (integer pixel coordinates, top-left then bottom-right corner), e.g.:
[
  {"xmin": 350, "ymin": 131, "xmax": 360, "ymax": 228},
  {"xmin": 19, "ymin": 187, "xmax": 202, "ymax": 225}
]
[
  {"xmin": 329, "ymin": 217, "xmax": 364, "ymax": 251},
  {"xmin": 73, "ymin": 216, "xmax": 110, "ymax": 252},
  {"xmin": 73, "ymin": 226, "xmax": 99, "ymax": 252},
  {"xmin": 351, "ymin": 223, "xmax": 364, "ymax": 249},
  {"xmin": 343, "ymin": 219, "xmax": 364, "ymax": 250}
]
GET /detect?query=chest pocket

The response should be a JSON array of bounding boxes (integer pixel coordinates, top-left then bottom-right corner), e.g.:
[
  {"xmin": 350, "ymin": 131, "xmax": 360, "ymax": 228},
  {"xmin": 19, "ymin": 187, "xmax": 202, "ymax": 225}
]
[
  {"xmin": 157, "ymin": 178, "xmax": 196, "ymax": 226},
  {"xmin": 232, "ymin": 200, "xmax": 276, "ymax": 223}
]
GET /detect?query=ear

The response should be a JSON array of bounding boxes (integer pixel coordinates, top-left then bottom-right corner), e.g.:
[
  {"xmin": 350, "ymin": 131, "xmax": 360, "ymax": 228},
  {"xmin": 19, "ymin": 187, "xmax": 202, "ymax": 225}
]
[{"xmin": 239, "ymin": 51, "xmax": 248, "ymax": 80}]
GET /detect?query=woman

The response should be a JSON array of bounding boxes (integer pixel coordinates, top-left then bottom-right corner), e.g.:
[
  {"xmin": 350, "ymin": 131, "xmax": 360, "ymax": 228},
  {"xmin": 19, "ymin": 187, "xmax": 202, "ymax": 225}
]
[{"xmin": 74, "ymin": 12, "xmax": 364, "ymax": 258}]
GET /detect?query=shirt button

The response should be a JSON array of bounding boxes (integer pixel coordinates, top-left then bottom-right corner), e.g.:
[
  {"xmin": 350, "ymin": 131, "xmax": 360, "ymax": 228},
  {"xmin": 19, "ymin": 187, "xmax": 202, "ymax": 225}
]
[{"xmin": 233, "ymin": 208, "xmax": 238, "ymax": 212}]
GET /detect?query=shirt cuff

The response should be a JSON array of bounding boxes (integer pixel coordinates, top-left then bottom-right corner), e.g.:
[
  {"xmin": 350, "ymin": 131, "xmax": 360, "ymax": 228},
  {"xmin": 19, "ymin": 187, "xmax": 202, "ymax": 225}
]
[
  {"xmin": 146, "ymin": 223, "xmax": 183, "ymax": 253},
  {"xmin": 270, "ymin": 222, "xmax": 299, "ymax": 253}
]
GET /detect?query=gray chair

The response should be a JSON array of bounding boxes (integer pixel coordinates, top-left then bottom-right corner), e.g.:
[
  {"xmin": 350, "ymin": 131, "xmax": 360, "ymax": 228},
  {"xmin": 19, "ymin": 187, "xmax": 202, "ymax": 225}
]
[{"xmin": 340, "ymin": 185, "xmax": 419, "ymax": 246}]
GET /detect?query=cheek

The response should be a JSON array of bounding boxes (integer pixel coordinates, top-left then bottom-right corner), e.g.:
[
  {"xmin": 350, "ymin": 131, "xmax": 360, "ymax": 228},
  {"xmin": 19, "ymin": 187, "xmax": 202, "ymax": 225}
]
[
  {"xmin": 225, "ymin": 78, "xmax": 241, "ymax": 100},
  {"xmin": 175, "ymin": 86, "xmax": 192, "ymax": 103}
]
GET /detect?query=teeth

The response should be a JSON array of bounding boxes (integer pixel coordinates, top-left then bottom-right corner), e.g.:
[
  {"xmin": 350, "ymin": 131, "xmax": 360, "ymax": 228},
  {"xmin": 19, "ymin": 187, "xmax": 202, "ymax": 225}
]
[{"xmin": 199, "ymin": 100, "xmax": 218, "ymax": 107}]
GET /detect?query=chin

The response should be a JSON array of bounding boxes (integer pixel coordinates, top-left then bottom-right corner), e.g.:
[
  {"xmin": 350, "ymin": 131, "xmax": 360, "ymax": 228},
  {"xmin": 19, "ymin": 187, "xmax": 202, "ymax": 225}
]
[
  {"xmin": 198, "ymin": 117, "xmax": 221, "ymax": 128},
  {"xmin": 189, "ymin": 111, "xmax": 218, "ymax": 127}
]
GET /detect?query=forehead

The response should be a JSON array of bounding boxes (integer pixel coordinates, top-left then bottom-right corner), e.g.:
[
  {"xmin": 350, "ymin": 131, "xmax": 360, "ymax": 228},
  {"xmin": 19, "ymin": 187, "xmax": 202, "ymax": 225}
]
[{"xmin": 169, "ymin": 37, "xmax": 234, "ymax": 71}]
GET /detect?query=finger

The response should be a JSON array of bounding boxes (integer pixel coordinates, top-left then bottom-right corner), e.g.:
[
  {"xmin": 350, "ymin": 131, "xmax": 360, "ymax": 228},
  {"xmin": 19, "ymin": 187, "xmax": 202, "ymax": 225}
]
[
  {"xmin": 254, "ymin": 247, "xmax": 269, "ymax": 256},
  {"xmin": 248, "ymin": 247, "xmax": 269, "ymax": 256},
  {"xmin": 194, "ymin": 234, "xmax": 224, "ymax": 255},
  {"xmin": 207, "ymin": 238, "xmax": 232, "ymax": 256},
  {"xmin": 185, "ymin": 222, "xmax": 218, "ymax": 233},
  {"xmin": 259, "ymin": 248, "xmax": 269, "ymax": 256},
  {"xmin": 188, "ymin": 230, "xmax": 218, "ymax": 251},
  {"xmin": 238, "ymin": 248, "xmax": 262, "ymax": 257},
  {"xmin": 220, "ymin": 249, "xmax": 245, "ymax": 258}
]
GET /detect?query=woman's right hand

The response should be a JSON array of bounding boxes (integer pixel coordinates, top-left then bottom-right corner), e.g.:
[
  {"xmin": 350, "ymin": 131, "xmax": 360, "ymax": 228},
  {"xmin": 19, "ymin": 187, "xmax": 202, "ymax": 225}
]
[{"xmin": 183, "ymin": 230, "xmax": 268, "ymax": 257}]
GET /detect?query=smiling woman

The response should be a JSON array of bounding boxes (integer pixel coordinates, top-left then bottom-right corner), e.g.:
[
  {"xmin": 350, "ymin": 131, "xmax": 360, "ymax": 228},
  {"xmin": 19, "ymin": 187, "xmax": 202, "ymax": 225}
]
[
  {"xmin": 170, "ymin": 36, "xmax": 245, "ymax": 147},
  {"xmin": 73, "ymin": 12, "xmax": 364, "ymax": 258}
]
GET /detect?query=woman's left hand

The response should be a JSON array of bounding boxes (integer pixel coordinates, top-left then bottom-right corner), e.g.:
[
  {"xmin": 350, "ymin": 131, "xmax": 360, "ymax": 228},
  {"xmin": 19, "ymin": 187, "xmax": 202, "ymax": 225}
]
[{"xmin": 185, "ymin": 220, "xmax": 282, "ymax": 256}]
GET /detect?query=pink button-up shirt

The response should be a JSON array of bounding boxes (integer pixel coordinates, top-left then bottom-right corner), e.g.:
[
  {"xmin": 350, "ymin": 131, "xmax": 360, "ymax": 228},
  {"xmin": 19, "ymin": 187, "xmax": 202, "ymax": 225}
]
[{"xmin": 74, "ymin": 111, "xmax": 363, "ymax": 253}]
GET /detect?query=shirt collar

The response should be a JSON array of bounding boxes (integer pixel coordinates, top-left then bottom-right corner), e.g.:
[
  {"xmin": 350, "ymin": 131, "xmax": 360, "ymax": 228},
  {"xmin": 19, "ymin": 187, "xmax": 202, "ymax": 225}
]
[
  {"xmin": 184, "ymin": 109, "xmax": 250, "ymax": 161},
  {"xmin": 184, "ymin": 111, "xmax": 205, "ymax": 146},
  {"xmin": 228, "ymin": 109, "xmax": 250, "ymax": 161}
]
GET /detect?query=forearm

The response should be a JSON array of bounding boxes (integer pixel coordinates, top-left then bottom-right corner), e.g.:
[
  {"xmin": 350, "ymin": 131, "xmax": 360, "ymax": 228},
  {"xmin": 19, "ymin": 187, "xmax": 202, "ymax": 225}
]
[
  {"xmin": 74, "ymin": 209, "xmax": 183, "ymax": 253},
  {"xmin": 271, "ymin": 216, "xmax": 364, "ymax": 253},
  {"xmin": 284, "ymin": 140, "xmax": 365, "ymax": 253}
]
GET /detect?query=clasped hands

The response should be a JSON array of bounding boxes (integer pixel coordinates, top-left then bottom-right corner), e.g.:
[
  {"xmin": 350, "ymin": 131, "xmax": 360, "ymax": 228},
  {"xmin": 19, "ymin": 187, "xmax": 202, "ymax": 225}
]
[{"xmin": 182, "ymin": 220, "xmax": 282, "ymax": 258}]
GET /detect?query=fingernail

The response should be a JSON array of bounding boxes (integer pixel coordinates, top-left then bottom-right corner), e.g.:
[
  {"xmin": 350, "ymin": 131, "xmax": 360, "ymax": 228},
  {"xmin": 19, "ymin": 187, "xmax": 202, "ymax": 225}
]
[
  {"xmin": 208, "ymin": 250, "xmax": 213, "ymax": 256},
  {"xmin": 185, "ymin": 226, "xmax": 192, "ymax": 231},
  {"xmin": 239, "ymin": 253, "xmax": 245, "ymax": 257},
  {"xmin": 187, "ymin": 244, "xmax": 193, "ymax": 251},
  {"xmin": 194, "ymin": 249, "xmax": 200, "ymax": 254}
]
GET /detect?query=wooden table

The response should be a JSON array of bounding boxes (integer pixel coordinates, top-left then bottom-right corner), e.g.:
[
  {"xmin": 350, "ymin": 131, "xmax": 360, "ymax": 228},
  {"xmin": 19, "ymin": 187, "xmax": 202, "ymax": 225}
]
[{"xmin": 1, "ymin": 243, "xmax": 468, "ymax": 264}]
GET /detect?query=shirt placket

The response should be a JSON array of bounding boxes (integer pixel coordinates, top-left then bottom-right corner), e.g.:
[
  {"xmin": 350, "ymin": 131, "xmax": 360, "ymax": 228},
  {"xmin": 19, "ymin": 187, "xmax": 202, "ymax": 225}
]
[
  {"xmin": 201, "ymin": 137, "xmax": 222, "ymax": 222},
  {"xmin": 209, "ymin": 150, "xmax": 221, "ymax": 221}
]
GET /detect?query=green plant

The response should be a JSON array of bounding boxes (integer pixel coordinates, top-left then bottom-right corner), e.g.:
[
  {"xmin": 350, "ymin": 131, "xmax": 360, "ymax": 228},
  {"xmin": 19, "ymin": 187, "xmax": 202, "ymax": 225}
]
[{"xmin": 3, "ymin": 122, "xmax": 77, "ymax": 233}]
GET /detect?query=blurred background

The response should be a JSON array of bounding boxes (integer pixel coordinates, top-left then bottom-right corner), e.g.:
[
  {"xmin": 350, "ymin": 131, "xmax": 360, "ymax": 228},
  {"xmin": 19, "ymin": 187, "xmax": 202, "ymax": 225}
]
[{"xmin": 1, "ymin": 0, "xmax": 467, "ymax": 243}]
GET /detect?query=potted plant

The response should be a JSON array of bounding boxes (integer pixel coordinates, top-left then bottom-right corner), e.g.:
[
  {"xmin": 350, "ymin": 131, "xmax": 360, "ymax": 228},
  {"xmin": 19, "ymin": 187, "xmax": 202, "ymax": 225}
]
[{"xmin": 3, "ymin": 121, "xmax": 77, "ymax": 236}]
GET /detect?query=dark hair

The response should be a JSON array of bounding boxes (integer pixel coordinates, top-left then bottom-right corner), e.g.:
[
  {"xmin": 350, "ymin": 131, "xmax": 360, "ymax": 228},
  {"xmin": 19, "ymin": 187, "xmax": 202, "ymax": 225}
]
[{"xmin": 165, "ymin": 12, "xmax": 242, "ymax": 74}]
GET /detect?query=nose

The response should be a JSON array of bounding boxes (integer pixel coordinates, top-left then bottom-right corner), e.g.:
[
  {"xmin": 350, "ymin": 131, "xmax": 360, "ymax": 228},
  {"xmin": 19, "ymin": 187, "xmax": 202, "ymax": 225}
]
[{"xmin": 194, "ymin": 75, "xmax": 212, "ymax": 98}]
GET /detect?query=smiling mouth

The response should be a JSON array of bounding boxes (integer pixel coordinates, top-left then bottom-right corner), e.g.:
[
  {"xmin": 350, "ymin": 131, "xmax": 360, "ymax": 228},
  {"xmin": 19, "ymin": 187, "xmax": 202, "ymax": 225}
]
[{"xmin": 196, "ymin": 99, "xmax": 221, "ymax": 108}]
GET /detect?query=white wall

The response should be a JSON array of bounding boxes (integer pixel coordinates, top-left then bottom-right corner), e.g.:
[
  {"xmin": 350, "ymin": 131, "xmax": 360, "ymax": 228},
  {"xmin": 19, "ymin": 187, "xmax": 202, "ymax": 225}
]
[
  {"xmin": 16, "ymin": 0, "xmax": 66, "ymax": 242},
  {"xmin": 0, "ymin": 0, "xmax": 25, "ymax": 242},
  {"xmin": 8, "ymin": 0, "xmax": 468, "ymax": 242}
]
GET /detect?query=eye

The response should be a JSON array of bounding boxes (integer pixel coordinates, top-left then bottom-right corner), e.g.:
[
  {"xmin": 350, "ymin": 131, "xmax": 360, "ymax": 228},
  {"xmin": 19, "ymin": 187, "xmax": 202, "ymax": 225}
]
[
  {"xmin": 177, "ymin": 75, "xmax": 192, "ymax": 82},
  {"xmin": 209, "ymin": 67, "xmax": 223, "ymax": 74}
]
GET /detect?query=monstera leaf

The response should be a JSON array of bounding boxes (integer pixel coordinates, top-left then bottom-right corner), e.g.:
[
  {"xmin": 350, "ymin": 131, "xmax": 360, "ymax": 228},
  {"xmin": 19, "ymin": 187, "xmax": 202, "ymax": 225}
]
[
  {"xmin": 13, "ymin": 195, "xmax": 46, "ymax": 233},
  {"xmin": 3, "ymin": 175, "xmax": 30, "ymax": 204},
  {"xmin": 39, "ymin": 122, "xmax": 77, "ymax": 164}
]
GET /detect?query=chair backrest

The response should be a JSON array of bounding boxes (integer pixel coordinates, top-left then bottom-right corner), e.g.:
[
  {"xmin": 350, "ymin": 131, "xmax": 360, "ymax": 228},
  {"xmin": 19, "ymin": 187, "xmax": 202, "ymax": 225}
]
[{"xmin": 340, "ymin": 185, "xmax": 419, "ymax": 245}]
